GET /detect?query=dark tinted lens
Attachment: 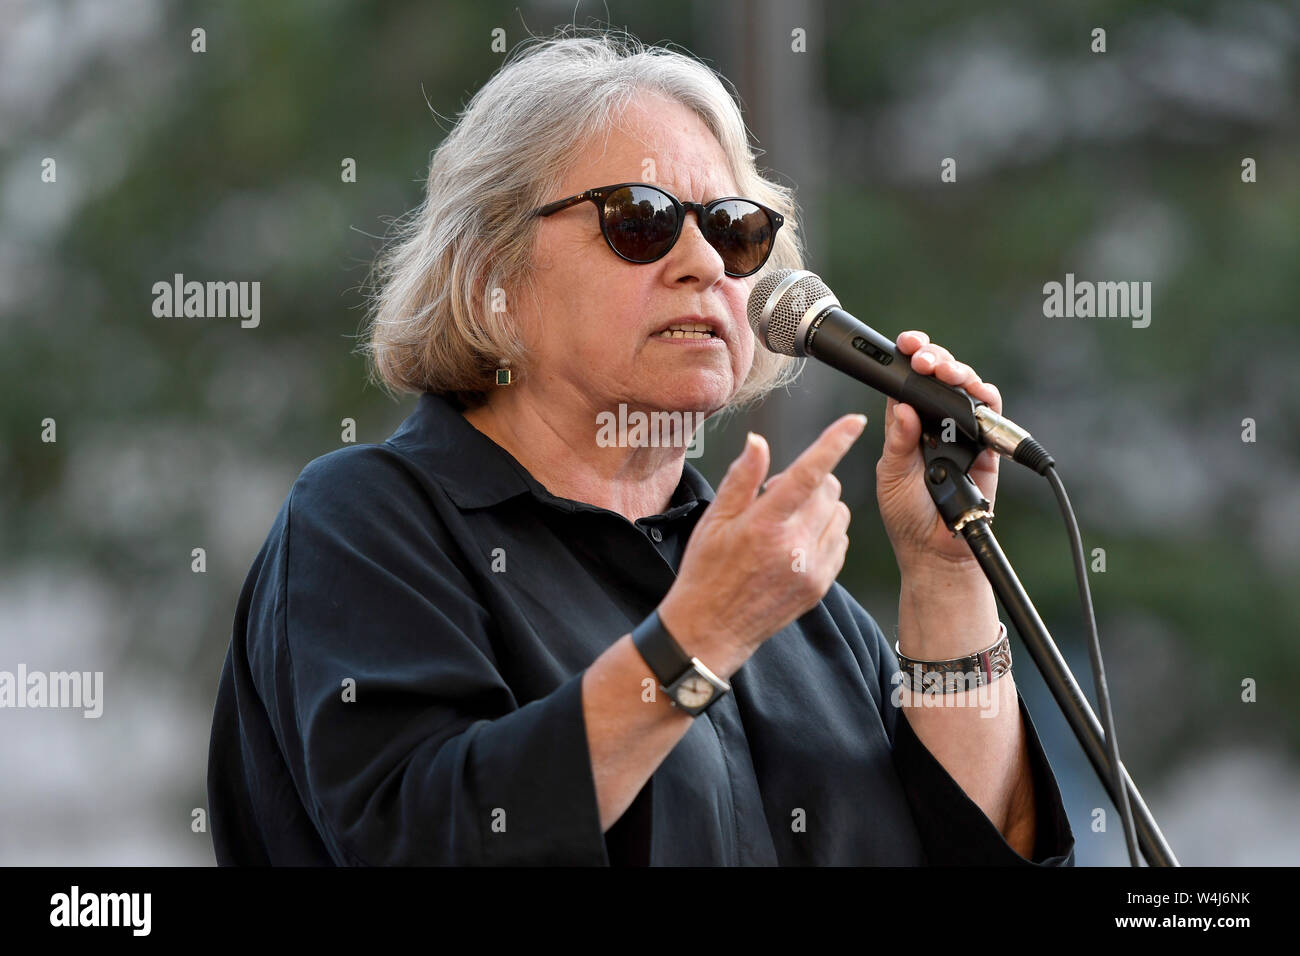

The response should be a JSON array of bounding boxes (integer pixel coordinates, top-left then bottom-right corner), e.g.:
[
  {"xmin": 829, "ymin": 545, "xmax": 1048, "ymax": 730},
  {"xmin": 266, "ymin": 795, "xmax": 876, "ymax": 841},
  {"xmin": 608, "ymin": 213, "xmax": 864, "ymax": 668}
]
[
  {"xmin": 603, "ymin": 186, "xmax": 679, "ymax": 262},
  {"xmin": 703, "ymin": 200, "xmax": 775, "ymax": 276}
]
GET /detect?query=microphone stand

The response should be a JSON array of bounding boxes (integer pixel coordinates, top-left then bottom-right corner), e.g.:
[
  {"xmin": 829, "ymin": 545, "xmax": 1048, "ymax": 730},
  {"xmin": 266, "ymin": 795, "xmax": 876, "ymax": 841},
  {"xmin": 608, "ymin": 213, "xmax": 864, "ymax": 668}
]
[{"xmin": 919, "ymin": 423, "xmax": 1179, "ymax": 867}]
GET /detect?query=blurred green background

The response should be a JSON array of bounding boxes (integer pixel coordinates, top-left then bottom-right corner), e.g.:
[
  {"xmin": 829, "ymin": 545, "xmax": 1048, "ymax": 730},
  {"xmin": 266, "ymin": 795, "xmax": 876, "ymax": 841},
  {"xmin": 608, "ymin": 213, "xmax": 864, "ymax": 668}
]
[{"xmin": 2, "ymin": 0, "xmax": 1297, "ymax": 864}]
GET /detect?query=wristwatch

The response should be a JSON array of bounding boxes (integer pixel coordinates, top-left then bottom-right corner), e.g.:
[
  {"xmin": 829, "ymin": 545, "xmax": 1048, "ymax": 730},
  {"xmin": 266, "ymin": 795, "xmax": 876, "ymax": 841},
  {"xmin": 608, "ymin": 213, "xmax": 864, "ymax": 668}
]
[{"xmin": 630, "ymin": 609, "xmax": 731, "ymax": 717}]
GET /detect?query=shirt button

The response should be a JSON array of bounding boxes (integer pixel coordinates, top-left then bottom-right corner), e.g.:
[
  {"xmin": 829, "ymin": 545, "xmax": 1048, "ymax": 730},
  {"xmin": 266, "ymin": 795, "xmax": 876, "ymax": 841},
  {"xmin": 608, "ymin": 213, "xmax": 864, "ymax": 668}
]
[{"xmin": 649, "ymin": 527, "xmax": 663, "ymax": 542}]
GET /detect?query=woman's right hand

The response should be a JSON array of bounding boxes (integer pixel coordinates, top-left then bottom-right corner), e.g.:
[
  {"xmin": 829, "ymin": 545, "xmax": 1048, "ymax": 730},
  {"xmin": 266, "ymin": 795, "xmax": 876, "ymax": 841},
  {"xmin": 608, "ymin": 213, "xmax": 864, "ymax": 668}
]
[{"xmin": 657, "ymin": 413, "xmax": 868, "ymax": 678}]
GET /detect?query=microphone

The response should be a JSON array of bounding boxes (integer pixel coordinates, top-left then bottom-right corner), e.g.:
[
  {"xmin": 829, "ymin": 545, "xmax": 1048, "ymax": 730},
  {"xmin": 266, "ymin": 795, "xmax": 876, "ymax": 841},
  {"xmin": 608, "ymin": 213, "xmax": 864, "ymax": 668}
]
[{"xmin": 747, "ymin": 268, "xmax": 1054, "ymax": 473}]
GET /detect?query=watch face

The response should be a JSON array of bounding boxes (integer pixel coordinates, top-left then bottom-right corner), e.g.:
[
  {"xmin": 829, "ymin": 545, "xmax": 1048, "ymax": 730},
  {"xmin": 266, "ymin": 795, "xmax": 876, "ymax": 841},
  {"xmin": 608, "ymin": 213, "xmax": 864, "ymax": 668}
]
[{"xmin": 675, "ymin": 675, "xmax": 715, "ymax": 709}]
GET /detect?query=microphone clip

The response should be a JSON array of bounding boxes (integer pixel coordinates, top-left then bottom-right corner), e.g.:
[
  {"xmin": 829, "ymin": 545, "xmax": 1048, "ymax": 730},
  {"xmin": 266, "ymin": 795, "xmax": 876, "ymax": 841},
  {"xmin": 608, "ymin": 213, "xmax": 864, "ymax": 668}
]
[{"xmin": 920, "ymin": 421, "xmax": 992, "ymax": 538}]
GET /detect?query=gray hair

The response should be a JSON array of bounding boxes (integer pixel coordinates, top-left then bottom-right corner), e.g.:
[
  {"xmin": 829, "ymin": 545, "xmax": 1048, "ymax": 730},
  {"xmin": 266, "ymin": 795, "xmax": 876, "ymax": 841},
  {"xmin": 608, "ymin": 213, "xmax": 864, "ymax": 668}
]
[{"xmin": 361, "ymin": 28, "xmax": 807, "ymax": 412}]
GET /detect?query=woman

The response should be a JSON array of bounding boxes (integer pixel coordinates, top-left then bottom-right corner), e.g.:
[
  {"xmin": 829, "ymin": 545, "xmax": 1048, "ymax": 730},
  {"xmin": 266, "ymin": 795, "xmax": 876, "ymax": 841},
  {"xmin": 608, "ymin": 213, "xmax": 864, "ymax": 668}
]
[{"xmin": 207, "ymin": 32, "xmax": 1074, "ymax": 866}]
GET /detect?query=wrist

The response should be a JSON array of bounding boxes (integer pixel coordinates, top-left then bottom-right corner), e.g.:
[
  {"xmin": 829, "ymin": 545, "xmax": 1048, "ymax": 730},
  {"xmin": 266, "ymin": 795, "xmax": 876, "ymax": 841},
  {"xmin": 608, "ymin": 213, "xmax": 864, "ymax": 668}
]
[
  {"xmin": 897, "ymin": 567, "xmax": 999, "ymax": 660},
  {"xmin": 896, "ymin": 550, "xmax": 984, "ymax": 583},
  {"xmin": 656, "ymin": 596, "xmax": 748, "ymax": 681}
]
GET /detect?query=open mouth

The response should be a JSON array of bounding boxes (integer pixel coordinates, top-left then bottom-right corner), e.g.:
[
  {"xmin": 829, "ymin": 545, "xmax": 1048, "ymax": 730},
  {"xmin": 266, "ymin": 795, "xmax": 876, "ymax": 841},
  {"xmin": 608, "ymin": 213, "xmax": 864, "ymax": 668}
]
[{"xmin": 654, "ymin": 322, "xmax": 718, "ymax": 340}]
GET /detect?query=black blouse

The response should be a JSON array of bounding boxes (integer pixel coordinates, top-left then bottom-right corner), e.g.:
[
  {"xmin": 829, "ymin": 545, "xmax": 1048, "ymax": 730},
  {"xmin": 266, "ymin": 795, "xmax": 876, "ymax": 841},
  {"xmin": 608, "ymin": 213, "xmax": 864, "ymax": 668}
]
[{"xmin": 207, "ymin": 392, "xmax": 1076, "ymax": 866}]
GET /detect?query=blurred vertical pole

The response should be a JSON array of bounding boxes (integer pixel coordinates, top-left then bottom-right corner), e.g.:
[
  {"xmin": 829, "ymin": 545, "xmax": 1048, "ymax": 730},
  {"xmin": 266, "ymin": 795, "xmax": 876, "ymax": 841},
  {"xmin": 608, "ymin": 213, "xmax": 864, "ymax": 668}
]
[{"xmin": 693, "ymin": 0, "xmax": 845, "ymax": 471}]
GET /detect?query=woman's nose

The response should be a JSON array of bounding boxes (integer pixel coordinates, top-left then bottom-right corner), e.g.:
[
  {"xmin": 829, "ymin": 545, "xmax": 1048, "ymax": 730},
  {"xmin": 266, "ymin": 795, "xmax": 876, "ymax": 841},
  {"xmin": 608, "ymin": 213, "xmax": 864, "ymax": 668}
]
[{"xmin": 666, "ymin": 212, "xmax": 725, "ymax": 285}]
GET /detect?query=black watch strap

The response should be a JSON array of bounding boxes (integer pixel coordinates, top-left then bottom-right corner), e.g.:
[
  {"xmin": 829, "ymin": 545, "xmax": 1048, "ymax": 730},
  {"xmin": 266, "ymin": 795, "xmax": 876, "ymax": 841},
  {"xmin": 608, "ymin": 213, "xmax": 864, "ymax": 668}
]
[{"xmin": 630, "ymin": 610, "xmax": 693, "ymax": 685}]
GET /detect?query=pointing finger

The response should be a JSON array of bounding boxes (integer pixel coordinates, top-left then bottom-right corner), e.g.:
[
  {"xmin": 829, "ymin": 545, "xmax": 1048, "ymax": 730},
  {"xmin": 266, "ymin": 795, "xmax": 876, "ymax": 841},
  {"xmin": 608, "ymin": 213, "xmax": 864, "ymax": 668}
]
[{"xmin": 762, "ymin": 414, "xmax": 868, "ymax": 517}]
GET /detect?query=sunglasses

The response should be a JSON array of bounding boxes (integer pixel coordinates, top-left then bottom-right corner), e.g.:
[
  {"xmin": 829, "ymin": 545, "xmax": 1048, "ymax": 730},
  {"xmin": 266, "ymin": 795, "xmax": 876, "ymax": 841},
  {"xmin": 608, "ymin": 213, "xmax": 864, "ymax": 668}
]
[{"xmin": 532, "ymin": 182, "xmax": 784, "ymax": 278}]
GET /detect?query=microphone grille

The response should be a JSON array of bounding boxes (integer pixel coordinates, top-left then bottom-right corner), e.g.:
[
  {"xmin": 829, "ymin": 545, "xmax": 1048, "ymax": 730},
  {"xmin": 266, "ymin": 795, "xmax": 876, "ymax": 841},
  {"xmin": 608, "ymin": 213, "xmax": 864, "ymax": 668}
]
[{"xmin": 746, "ymin": 268, "xmax": 837, "ymax": 356}]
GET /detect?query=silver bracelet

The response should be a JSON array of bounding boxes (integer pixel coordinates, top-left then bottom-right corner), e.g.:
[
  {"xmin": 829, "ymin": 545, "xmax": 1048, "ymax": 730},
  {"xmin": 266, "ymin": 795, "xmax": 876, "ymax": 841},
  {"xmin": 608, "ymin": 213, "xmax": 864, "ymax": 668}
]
[{"xmin": 894, "ymin": 621, "xmax": 1012, "ymax": 694}]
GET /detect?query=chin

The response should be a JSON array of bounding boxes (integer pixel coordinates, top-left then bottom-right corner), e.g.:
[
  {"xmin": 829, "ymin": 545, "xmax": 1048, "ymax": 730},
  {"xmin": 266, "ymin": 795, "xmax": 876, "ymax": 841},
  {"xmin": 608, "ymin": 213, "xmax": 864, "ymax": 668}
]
[{"xmin": 657, "ymin": 380, "xmax": 730, "ymax": 416}]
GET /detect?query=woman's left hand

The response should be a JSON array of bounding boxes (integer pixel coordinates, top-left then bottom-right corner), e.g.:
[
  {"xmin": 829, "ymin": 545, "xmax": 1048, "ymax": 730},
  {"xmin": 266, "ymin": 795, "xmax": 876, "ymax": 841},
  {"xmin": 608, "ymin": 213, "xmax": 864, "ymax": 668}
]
[{"xmin": 875, "ymin": 330, "xmax": 1002, "ymax": 575}]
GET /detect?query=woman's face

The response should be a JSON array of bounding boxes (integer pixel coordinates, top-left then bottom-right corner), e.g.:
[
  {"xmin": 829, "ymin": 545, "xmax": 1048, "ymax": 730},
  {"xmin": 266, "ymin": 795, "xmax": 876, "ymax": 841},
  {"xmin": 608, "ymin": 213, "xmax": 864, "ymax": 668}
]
[{"xmin": 520, "ymin": 91, "xmax": 760, "ymax": 419}]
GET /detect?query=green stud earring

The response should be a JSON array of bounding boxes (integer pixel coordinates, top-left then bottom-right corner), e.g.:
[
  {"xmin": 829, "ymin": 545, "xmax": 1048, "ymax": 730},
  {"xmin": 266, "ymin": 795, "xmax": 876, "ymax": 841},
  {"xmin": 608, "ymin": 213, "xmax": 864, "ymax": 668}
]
[{"xmin": 496, "ymin": 361, "xmax": 512, "ymax": 386}]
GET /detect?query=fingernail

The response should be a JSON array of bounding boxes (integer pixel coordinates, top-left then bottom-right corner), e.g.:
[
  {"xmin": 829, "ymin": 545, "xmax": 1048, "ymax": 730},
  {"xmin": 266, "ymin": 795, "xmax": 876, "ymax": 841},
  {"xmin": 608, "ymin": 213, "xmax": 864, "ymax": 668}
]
[
  {"xmin": 853, "ymin": 414, "xmax": 868, "ymax": 431},
  {"xmin": 918, "ymin": 351, "xmax": 934, "ymax": 364}
]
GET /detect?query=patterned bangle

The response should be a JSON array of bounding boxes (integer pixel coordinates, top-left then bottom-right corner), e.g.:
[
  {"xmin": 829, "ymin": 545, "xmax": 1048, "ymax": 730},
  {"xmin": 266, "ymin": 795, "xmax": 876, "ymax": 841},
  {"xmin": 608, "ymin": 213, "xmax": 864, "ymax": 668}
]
[{"xmin": 894, "ymin": 621, "xmax": 1012, "ymax": 694}]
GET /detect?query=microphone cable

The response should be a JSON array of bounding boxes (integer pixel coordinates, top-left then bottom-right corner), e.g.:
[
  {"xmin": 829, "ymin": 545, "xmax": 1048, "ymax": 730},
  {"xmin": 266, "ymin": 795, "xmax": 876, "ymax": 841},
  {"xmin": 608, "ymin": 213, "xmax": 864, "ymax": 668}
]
[{"xmin": 1042, "ymin": 460, "xmax": 1140, "ymax": 866}]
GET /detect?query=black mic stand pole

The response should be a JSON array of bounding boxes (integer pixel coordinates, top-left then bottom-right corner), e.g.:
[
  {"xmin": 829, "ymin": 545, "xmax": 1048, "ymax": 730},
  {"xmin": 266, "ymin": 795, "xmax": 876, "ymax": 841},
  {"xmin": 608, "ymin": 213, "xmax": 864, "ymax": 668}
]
[{"xmin": 918, "ymin": 423, "xmax": 1178, "ymax": 867}]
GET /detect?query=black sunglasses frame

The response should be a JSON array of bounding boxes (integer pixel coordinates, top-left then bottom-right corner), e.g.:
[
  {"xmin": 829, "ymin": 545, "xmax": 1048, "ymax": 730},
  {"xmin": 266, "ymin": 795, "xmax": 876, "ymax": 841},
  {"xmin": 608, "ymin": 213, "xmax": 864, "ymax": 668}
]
[{"xmin": 532, "ymin": 182, "xmax": 785, "ymax": 278}]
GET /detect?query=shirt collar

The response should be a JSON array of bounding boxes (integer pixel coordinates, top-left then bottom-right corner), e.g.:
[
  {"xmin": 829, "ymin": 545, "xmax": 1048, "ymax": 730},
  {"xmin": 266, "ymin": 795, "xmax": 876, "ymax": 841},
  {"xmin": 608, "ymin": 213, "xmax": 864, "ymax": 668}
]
[{"xmin": 385, "ymin": 392, "xmax": 716, "ymax": 515}]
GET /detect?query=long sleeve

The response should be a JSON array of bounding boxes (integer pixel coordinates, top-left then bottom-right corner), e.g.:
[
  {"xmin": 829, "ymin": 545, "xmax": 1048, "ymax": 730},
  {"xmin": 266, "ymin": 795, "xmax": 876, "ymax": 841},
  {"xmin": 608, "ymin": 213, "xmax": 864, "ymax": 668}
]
[
  {"xmin": 245, "ymin": 448, "xmax": 610, "ymax": 865},
  {"xmin": 889, "ymin": 688, "xmax": 1076, "ymax": 866},
  {"xmin": 848, "ymin": 593, "xmax": 1076, "ymax": 866}
]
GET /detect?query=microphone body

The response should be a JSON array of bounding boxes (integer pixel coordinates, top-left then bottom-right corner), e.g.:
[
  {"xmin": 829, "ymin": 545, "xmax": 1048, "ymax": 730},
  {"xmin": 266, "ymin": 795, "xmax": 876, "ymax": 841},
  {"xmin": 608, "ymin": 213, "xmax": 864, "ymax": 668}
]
[
  {"xmin": 748, "ymin": 269, "xmax": 1044, "ymax": 466},
  {"xmin": 805, "ymin": 304, "xmax": 985, "ymax": 444}
]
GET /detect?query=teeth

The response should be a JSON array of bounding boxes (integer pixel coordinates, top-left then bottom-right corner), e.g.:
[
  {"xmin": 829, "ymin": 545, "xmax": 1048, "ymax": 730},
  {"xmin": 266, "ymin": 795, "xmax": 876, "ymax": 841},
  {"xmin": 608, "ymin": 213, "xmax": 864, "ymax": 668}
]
[{"xmin": 658, "ymin": 323, "xmax": 715, "ymax": 338}]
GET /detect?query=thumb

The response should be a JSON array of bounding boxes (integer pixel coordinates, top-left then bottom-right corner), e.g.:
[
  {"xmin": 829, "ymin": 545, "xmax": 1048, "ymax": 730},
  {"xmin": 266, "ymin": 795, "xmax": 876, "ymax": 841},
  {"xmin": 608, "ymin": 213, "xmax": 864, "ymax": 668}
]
[
  {"xmin": 878, "ymin": 399, "xmax": 924, "ymax": 482},
  {"xmin": 711, "ymin": 432, "xmax": 770, "ymax": 518}
]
